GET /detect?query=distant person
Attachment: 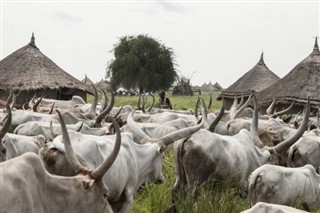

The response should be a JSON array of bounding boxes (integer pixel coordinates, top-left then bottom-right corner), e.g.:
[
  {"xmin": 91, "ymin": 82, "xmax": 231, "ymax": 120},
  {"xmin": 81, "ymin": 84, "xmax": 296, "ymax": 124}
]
[{"xmin": 159, "ymin": 91, "xmax": 172, "ymax": 109}]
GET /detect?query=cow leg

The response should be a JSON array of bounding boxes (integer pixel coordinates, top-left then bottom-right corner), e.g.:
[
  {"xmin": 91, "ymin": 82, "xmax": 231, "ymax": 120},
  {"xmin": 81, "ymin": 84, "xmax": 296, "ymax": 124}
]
[{"xmin": 118, "ymin": 187, "xmax": 134, "ymax": 213}]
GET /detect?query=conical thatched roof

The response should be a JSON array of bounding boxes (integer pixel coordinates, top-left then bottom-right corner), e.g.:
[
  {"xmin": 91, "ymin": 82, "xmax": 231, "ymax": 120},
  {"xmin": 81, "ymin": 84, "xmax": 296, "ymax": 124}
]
[
  {"xmin": 201, "ymin": 81, "xmax": 223, "ymax": 91},
  {"xmin": 218, "ymin": 53, "xmax": 280, "ymax": 99},
  {"xmin": 0, "ymin": 34, "xmax": 91, "ymax": 93},
  {"xmin": 257, "ymin": 38, "xmax": 320, "ymax": 108}
]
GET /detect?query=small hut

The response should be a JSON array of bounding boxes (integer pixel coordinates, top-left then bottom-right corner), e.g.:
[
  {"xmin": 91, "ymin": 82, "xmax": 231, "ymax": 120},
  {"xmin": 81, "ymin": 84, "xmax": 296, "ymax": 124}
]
[
  {"xmin": 0, "ymin": 34, "xmax": 92, "ymax": 105},
  {"xmin": 257, "ymin": 38, "xmax": 320, "ymax": 113},
  {"xmin": 218, "ymin": 53, "xmax": 280, "ymax": 109},
  {"xmin": 201, "ymin": 81, "xmax": 223, "ymax": 92}
]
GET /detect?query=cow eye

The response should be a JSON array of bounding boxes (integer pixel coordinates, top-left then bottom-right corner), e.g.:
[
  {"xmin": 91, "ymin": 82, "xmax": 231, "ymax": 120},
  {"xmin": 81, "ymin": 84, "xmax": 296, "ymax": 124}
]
[
  {"xmin": 103, "ymin": 193, "xmax": 109, "ymax": 199},
  {"xmin": 1, "ymin": 148, "xmax": 6, "ymax": 154}
]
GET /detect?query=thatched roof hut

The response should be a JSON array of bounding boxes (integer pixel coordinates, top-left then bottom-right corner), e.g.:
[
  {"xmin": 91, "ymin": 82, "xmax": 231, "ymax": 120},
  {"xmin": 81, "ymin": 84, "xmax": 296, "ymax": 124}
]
[
  {"xmin": 0, "ymin": 34, "xmax": 92, "ymax": 105},
  {"xmin": 257, "ymin": 38, "xmax": 320, "ymax": 113},
  {"xmin": 218, "ymin": 53, "xmax": 280, "ymax": 109},
  {"xmin": 201, "ymin": 81, "xmax": 223, "ymax": 92}
]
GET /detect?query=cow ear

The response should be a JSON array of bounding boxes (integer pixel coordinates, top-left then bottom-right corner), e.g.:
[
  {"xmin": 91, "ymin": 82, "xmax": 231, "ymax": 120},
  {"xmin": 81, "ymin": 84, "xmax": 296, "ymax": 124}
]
[
  {"xmin": 82, "ymin": 180, "xmax": 94, "ymax": 190},
  {"xmin": 158, "ymin": 145, "xmax": 165, "ymax": 153}
]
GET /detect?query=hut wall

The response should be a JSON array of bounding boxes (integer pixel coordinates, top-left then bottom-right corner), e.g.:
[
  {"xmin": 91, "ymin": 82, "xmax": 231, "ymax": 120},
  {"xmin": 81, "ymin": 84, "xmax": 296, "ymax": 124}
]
[{"xmin": 1, "ymin": 88, "xmax": 87, "ymax": 107}]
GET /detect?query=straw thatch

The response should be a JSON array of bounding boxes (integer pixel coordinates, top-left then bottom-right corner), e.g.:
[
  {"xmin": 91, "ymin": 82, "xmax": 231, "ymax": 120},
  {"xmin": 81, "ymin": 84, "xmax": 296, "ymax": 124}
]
[
  {"xmin": 217, "ymin": 53, "xmax": 280, "ymax": 109},
  {"xmin": 0, "ymin": 34, "xmax": 92, "ymax": 105},
  {"xmin": 257, "ymin": 38, "xmax": 320, "ymax": 113},
  {"xmin": 201, "ymin": 81, "xmax": 223, "ymax": 92}
]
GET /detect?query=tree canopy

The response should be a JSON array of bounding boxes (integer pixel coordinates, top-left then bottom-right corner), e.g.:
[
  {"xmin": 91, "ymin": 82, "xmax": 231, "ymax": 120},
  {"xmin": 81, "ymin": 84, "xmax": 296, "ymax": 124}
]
[{"xmin": 106, "ymin": 34, "xmax": 177, "ymax": 93}]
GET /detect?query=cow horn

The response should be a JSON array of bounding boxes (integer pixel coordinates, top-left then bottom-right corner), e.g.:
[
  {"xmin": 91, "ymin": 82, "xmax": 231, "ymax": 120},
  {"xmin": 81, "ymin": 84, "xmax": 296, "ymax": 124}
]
[
  {"xmin": 266, "ymin": 96, "xmax": 276, "ymax": 115},
  {"xmin": 237, "ymin": 93, "xmax": 244, "ymax": 110},
  {"xmin": 271, "ymin": 101, "xmax": 295, "ymax": 119},
  {"xmin": 194, "ymin": 97, "xmax": 200, "ymax": 118},
  {"xmin": 142, "ymin": 96, "xmax": 146, "ymax": 113},
  {"xmin": 250, "ymin": 95, "xmax": 264, "ymax": 148},
  {"xmin": 99, "ymin": 89, "xmax": 108, "ymax": 113},
  {"xmin": 272, "ymin": 97, "xmax": 310, "ymax": 154},
  {"xmin": 33, "ymin": 94, "xmax": 44, "ymax": 112},
  {"xmin": 94, "ymin": 90, "xmax": 114, "ymax": 127},
  {"xmin": 229, "ymin": 95, "xmax": 238, "ymax": 120},
  {"xmin": 57, "ymin": 110, "xmax": 88, "ymax": 174},
  {"xmin": 0, "ymin": 104, "xmax": 11, "ymax": 140},
  {"xmin": 158, "ymin": 117, "xmax": 204, "ymax": 147},
  {"xmin": 88, "ymin": 83, "xmax": 98, "ymax": 117},
  {"xmin": 91, "ymin": 116, "xmax": 121, "ymax": 179},
  {"xmin": 208, "ymin": 97, "xmax": 225, "ymax": 132},
  {"xmin": 48, "ymin": 102, "xmax": 55, "ymax": 114},
  {"xmin": 137, "ymin": 95, "xmax": 142, "ymax": 110},
  {"xmin": 9, "ymin": 92, "xmax": 18, "ymax": 110},
  {"xmin": 147, "ymin": 94, "xmax": 155, "ymax": 112},
  {"xmin": 234, "ymin": 92, "xmax": 253, "ymax": 119},
  {"xmin": 208, "ymin": 93, "xmax": 213, "ymax": 110},
  {"xmin": 29, "ymin": 93, "xmax": 37, "ymax": 109},
  {"xmin": 5, "ymin": 89, "xmax": 13, "ymax": 104},
  {"xmin": 127, "ymin": 110, "xmax": 149, "ymax": 142}
]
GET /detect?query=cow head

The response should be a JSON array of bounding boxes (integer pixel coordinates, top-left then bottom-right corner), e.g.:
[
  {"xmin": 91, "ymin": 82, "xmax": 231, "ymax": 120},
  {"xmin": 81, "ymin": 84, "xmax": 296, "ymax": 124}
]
[
  {"xmin": 287, "ymin": 129, "xmax": 320, "ymax": 170},
  {"xmin": 54, "ymin": 111, "xmax": 120, "ymax": 213}
]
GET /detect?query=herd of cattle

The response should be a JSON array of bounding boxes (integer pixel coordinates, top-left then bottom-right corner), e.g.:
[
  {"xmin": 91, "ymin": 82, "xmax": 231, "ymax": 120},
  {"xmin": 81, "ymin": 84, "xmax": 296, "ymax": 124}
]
[{"xmin": 0, "ymin": 86, "xmax": 320, "ymax": 213}]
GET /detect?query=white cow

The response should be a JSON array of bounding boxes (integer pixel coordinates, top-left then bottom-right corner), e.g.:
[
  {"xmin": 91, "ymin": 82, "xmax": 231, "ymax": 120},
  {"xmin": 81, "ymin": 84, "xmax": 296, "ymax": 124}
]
[
  {"xmin": 241, "ymin": 202, "xmax": 309, "ymax": 213},
  {"xmin": 0, "ymin": 110, "xmax": 121, "ymax": 213},
  {"xmin": 14, "ymin": 120, "xmax": 110, "ymax": 140},
  {"xmin": 40, "ymin": 113, "xmax": 204, "ymax": 213},
  {"xmin": 2, "ymin": 133, "xmax": 46, "ymax": 160},
  {"xmin": 287, "ymin": 129, "xmax": 320, "ymax": 172},
  {"xmin": 247, "ymin": 164, "xmax": 320, "ymax": 211}
]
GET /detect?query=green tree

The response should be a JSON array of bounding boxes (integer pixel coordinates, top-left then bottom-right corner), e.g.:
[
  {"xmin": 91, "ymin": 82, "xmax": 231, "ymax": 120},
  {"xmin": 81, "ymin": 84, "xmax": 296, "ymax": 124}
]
[{"xmin": 106, "ymin": 35, "xmax": 177, "ymax": 93}]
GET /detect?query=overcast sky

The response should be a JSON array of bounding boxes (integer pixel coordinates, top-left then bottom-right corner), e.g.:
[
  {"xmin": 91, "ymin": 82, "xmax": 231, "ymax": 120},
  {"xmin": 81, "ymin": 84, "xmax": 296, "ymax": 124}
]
[{"xmin": 1, "ymin": 1, "xmax": 319, "ymax": 88}]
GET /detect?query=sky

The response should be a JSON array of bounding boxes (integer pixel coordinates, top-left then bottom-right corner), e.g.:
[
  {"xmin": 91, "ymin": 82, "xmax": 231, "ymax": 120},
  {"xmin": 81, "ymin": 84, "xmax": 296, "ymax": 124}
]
[{"xmin": 1, "ymin": 0, "xmax": 319, "ymax": 89}]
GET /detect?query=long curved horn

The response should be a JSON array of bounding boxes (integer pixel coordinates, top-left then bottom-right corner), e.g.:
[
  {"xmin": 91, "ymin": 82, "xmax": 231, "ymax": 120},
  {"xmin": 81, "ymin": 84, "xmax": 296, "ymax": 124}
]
[
  {"xmin": 158, "ymin": 118, "xmax": 204, "ymax": 147},
  {"xmin": 271, "ymin": 97, "xmax": 310, "ymax": 154},
  {"xmin": 48, "ymin": 102, "xmax": 55, "ymax": 114},
  {"xmin": 271, "ymin": 101, "xmax": 295, "ymax": 118},
  {"xmin": 147, "ymin": 94, "xmax": 155, "ymax": 112},
  {"xmin": 0, "ymin": 104, "xmax": 11, "ymax": 140},
  {"xmin": 237, "ymin": 93, "xmax": 244, "ymax": 110},
  {"xmin": 266, "ymin": 96, "xmax": 276, "ymax": 115},
  {"xmin": 33, "ymin": 94, "xmax": 44, "ymax": 112},
  {"xmin": 141, "ymin": 96, "xmax": 146, "ymax": 113},
  {"xmin": 194, "ymin": 97, "xmax": 200, "ymax": 118},
  {"xmin": 208, "ymin": 98, "xmax": 225, "ymax": 132},
  {"xmin": 200, "ymin": 97, "xmax": 208, "ymax": 122},
  {"xmin": 5, "ymin": 89, "xmax": 13, "ymax": 104},
  {"xmin": 137, "ymin": 95, "xmax": 142, "ymax": 110},
  {"xmin": 234, "ymin": 92, "xmax": 252, "ymax": 119},
  {"xmin": 250, "ymin": 95, "xmax": 264, "ymax": 148},
  {"xmin": 127, "ymin": 110, "xmax": 149, "ymax": 142},
  {"xmin": 88, "ymin": 83, "xmax": 98, "ymax": 117},
  {"xmin": 229, "ymin": 95, "xmax": 238, "ymax": 120},
  {"xmin": 94, "ymin": 91, "xmax": 114, "ymax": 127},
  {"xmin": 91, "ymin": 116, "xmax": 121, "ymax": 179},
  {"xmin": 99, "ymin": 89, "xmax": 108, "ymax": 113},
  {"xmin": 9, "ymin": 92, "xmax": 18, "ymax": 110},
  {"xmin": 207, "ymin": 93, "xmax": 213, "ymax": 110},
  {"xmin": 29, "ymin": 93, "xmax": 37, "ymax": 109},
  {"xmin": 56, "ymin": 110, "xmax": 88, "ymax": 174}
]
